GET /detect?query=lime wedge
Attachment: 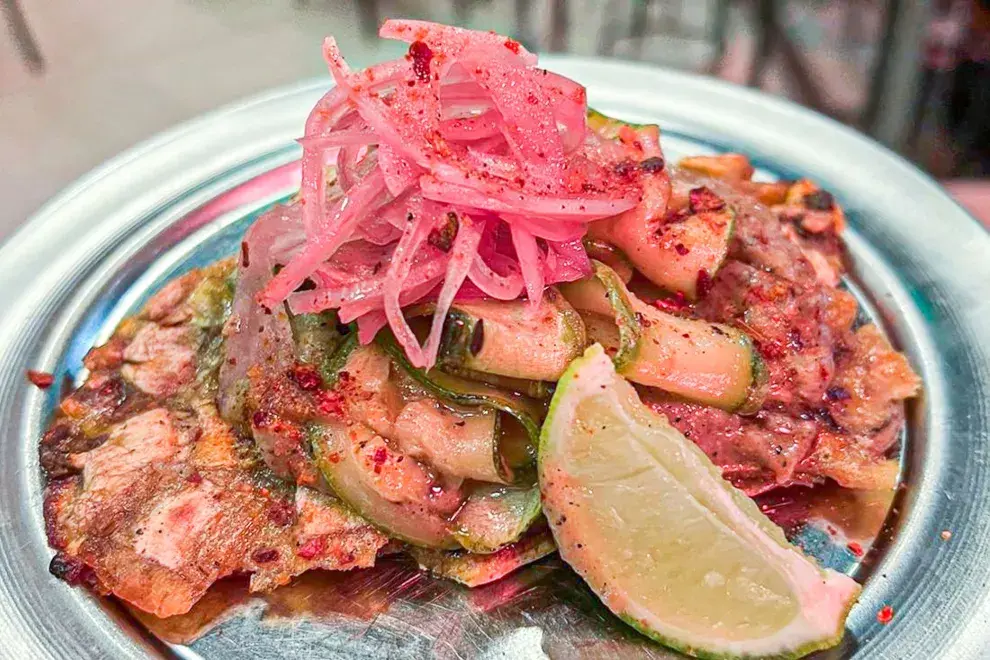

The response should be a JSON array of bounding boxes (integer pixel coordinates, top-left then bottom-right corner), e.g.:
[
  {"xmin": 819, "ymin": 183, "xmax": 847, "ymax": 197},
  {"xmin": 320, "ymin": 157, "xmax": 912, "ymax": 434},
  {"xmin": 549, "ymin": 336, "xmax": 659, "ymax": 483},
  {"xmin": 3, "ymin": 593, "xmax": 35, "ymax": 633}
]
[{"xmin": 538, "ymin": 345, "xmax": 860, "ymax": 659}]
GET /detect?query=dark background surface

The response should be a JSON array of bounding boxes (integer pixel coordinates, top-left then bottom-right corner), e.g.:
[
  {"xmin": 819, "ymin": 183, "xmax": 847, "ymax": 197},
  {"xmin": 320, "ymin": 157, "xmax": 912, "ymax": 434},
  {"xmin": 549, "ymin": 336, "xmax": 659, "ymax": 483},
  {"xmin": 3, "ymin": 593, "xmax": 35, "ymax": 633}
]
[{"xmin": 3, "ymin": 0, "xmax": 989, "ymax": 234}]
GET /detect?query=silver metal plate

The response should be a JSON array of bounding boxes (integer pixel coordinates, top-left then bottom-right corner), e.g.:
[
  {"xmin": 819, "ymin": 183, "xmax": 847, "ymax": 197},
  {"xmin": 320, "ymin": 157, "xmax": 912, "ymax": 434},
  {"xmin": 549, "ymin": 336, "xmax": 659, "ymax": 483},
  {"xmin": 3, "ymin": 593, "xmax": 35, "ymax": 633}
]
[{"xmin": 0, "ymin": 57, "xmax": 988, "ymax": 659}]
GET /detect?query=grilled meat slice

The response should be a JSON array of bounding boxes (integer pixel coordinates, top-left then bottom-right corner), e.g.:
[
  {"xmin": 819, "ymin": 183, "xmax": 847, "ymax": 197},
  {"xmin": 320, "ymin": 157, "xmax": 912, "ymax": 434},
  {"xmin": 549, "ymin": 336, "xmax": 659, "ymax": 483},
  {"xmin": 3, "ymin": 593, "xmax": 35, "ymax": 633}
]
[
  {"xmin": 656, "ymin": 161, "xmax": 919, "ymax": 494},
  {"xmin": 698, "ymin": 259, "xmax": 842, "ymax": 410},
  {"xmin": 42, "ymin": 260, "xmax": 387, "ymax": 618}
]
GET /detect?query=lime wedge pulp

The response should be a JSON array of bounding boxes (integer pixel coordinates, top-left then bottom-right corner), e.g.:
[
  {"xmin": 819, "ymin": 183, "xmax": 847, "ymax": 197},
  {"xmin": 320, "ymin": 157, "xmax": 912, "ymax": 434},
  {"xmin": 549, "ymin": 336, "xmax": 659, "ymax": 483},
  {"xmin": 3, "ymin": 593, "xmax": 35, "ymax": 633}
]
[{"xmin": 538, "ymin": 344, "xmax": 861, "ymax": 659}]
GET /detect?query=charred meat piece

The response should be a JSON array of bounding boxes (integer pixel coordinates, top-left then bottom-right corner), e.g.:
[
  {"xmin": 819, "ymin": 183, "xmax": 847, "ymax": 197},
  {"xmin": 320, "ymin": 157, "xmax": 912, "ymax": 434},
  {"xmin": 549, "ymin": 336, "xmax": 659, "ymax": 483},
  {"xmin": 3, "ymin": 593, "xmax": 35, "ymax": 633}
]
[
  {"xmin": 772, "ymin": 180, "xmax": 848, "ymax": 288},
  {"xmin": 698, "ymin": 260, "xmax": 841, "ymax": 410},
  {"xmin": 41, "ymin": 261, "xmax": 387, "ymax": 618},
  {"xmin": 645, "ymin": 389, "xmax": 909, "ymax": 495},
  {"xmin": 670, "ymin": 168, "xmax": 819, "ymax": 285},
  {"xmin": 644, "ymin": 397, "xmax": 816, "ymax": 494},
  {"xmin": 825, "ymin": 325, "xmax": 921, "ymax": 435},
  {"xmin": 659, "ymin": 156, "xmax": 919, "ymax": 495}
]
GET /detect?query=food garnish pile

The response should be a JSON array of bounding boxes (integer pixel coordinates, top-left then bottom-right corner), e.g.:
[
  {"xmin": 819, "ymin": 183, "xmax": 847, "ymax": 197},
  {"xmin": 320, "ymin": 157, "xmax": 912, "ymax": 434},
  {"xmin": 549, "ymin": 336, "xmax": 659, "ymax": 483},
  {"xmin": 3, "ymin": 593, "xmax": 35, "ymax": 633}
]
[{"xmin": 39, "ymin": 21, "xmax": 919, "ymax": 659}]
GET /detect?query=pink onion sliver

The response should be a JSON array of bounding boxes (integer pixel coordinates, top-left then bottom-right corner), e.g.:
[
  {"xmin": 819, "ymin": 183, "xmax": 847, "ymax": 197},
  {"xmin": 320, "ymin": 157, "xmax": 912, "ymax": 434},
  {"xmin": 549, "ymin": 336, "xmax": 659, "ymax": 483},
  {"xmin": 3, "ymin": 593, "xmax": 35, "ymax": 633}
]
[
  {"xmin": 355, "ymin": 218, "xmax": 403, "ymax": 245},
  {"xmin": 322, "ymin": 37, "xmax": 352, "ymax": 86},
  {"xmin": 440, "ymin": 81, "xmax": 490, "ymax": 102},
  {"xmin": 545, "ymin": 238, "xmax": 592, "ymax": 283},
  {"xmin": 541, "ymin": 72, "xmax": 586, "ymax": 153},
  {"xmin": 269, "ymin": 231, "xmax": 307, "ymax": 264},
  {"xmin": 299, "ymin": 86, "xmax": 351, "ymax": 239},
  {"xmin": 383, "ymin": 210, "xmax": 439, "ymax": 367},
  {"xmin": 378, "ymin": 19, "xmax": 537, "ymax": 66},
  {"xmin": 378, "ymin": 143, "xmax": 422, "ymax": 197},
  {"xmin": 259, "ymin": 171, "xmax": 386, "ymax": 307},
  {"xmin": 468, "ymin": 254, "xmax": 524, "ymax": 300},
  {"xmin": 373, "ymin": 191, "xmax": 419, "ymax": 230},
  {"xmin": 440, "ymin": 110, "xmax": 502, "ymax": 141},
  {"xmin": 420, "ymin": 176, "xmax": 638, "ymax": 218},
  {"xmin": 356, "ymin": 311, "xmax": 388, "ymax": 344},
  {"xmin": 287, "ymin": 276, "xmax": 385, "ymax": 314},
  {"xmin": 510, "ymin": 224, "xmax": 544, "ymax": 309},
  {"xmin": 460, "ymin": 61, "xmax": 564, "ymax": 187},
  {"xmin": 297, "ymin": 130, "xmax": 378, "ymax": 150},
  {"xmin": 440, "ymin": 99, "xmax": 496, "ymax": 121},
  {"xmin": 343, "ymin": 271, "xmax": 442, "ymax": 325},
  {"xmin": 422, "ymin": 216, "xmax": 485, "ymax": 364},
  {"xmin": 337, "ymin": 258, "xmax": 448, "ymax": 322},
  {"xmin": 503, "ymin": 214, "xmax": 587, "ymax": 242},
  {"xmin": 336, "ymin": 146, "xmax": 362, "ymax": 192},
  {"xmin": 550, "ymin": 237, "xmax": 591, "ymax": 267},
  {"xmin": 352, "ymin": 93, "xmax": 431, "ymax": 169},
  {"xmin": 353, "ymin": 274, "xmax": 441, "ymax": 344},
  {"xmin": 452, "ymin": 279, "xmax": 488, "ymax": 301},
  {"xmin": 461, "ymin": 148, "xmax": 518, "ymax": 180}
]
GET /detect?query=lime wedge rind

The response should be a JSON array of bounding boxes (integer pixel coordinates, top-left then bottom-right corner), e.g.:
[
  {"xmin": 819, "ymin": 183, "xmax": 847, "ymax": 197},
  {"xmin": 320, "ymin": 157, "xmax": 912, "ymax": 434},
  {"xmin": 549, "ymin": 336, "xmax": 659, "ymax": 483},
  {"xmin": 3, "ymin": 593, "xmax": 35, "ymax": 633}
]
[{"xmin": 538, "ymin": 344, "xmax": 861, "ymax": 659}]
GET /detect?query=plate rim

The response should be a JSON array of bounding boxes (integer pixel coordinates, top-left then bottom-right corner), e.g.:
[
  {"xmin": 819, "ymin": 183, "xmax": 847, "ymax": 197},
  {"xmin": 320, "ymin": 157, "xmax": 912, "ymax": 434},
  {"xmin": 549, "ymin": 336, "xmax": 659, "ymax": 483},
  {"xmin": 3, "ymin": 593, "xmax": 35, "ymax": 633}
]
[{"xmin": 1, "ymin": 55, "xmax": 988, "ymax": 660}]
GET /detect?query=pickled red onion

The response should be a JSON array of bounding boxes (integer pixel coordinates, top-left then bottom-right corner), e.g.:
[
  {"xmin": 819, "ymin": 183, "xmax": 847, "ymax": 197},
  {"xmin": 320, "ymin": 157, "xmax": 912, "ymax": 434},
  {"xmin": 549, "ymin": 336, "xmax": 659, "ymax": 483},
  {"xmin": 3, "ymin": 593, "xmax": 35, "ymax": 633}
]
[{"xmin": 254, "ymin": 20, "xmax": 664, "ymax": 368}]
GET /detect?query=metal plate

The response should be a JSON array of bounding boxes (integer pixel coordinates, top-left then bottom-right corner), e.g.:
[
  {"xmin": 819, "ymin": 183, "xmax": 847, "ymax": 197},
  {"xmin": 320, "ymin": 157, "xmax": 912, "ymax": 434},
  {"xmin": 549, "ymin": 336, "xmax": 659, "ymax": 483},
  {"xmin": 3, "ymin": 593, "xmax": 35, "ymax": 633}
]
[{"xmin": 0, "ymin": 57, "xmax": 987, "ymax": 659}]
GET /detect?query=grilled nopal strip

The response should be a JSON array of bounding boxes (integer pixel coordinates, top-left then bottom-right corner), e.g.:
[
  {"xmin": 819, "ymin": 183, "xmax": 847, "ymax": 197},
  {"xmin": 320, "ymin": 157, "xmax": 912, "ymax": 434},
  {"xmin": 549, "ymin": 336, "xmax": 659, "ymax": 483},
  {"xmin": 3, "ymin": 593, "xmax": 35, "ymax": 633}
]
[
  {"xmin": 561, "ymin": 261, "xmax": 767, "ymax": 413},
  {"xmin": 379, "ymin": 331, "xmax": 544, "ymax": 477},
  {"xmin": 439, "ymin": 288, "xmax": 586, "ymax": 382},
  {"xmin": 411, "ymin": 529, "xmax": 556, "ymax": 587}
]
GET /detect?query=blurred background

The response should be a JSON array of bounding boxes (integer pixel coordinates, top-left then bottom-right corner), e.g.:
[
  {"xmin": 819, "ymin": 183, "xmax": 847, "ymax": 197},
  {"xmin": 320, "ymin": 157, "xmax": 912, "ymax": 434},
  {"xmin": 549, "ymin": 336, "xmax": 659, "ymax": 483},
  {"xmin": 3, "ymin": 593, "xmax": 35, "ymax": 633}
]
[{"xmin": 2, "ymin": 0, "xmax": 989, "ymax": 238}]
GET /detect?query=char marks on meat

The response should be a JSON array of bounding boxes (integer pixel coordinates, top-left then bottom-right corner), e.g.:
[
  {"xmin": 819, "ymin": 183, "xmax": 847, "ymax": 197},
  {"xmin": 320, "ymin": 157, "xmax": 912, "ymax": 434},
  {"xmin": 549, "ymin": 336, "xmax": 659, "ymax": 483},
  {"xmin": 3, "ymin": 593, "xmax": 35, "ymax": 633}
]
[
  {"xmin": 652, "ymin": 164, "xmax": 920, "ymax": 494},
  {"xmin": 42, "ymin": 259, "xmax": 386, "ymax": 617}
]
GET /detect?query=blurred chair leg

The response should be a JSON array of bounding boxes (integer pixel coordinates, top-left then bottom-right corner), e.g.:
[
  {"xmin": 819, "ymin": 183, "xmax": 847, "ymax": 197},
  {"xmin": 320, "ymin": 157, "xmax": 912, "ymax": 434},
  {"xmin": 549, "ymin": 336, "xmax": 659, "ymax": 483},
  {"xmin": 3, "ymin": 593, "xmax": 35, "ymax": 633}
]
[
  {"xmin": 708, "ymin": 0, "xmax": 731, "ymax": 73},
  {"xmin": 630, "ymin": 0, "xmax": 651, "ymax": 60},
  {"xmin": 748, "ymin": 0, "xmax": 774, "ymax": 87},
  {"xmin": 905, "ymin": 67, "xmax": 935, "ymax": 154},
  {"xmin": 597, "ymin": 0, "xmax": 622, "ymax": 55},
  {"xmin": 453, "ymin": 0, "xmax": 470, "ymax": 27},
  {"xmin": 548, "ymin": 0, "xmax": 569, "ymax": 52},
  {"xmin": 514, "ymin": 0, "xmax": 532, "ymax": 50},
  {"xmin": 949, "ymin": 64, "xmax": 990, "ymax": 176},
  {"xmin": 866, "ymin": 0, "xmax": 928, "ymax": 150},
  {"xmin": 862, "ymin": 0, "xmax": 902, "ymax": 131},
  {"xmin": 1, "ymin": 0, "xmax": 44, "ymax": 74}
]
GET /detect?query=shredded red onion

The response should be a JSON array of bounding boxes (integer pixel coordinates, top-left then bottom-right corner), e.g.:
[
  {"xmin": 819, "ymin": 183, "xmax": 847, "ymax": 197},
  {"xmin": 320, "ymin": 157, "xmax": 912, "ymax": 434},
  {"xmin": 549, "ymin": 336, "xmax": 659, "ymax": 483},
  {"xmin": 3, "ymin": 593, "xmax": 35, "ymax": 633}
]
[
  {"xmin": 383, "ymin": 207, "xmax": 443, "ymax": 367},
  {"xmin": 509, "ymin": 224, "xmax": 545, "ymax": 309},
  {"xmin": 254, "ymin": 20, "xmax": 663, "ymax": 367},
  {"xmin": 422, "ymin": 215, "xmax": 485, "ymax": 360}
]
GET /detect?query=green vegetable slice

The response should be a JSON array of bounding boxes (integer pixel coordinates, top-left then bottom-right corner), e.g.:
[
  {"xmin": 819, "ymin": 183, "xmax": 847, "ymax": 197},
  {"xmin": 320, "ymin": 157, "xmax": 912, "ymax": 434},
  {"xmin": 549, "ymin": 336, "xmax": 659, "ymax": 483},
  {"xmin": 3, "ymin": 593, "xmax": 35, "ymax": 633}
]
[
  {"xmin": 289, "ymin": 310, "xmax": 341, "ymax": 366},
  {"xmin": 320, "ymin": 331, "xmax": 360, "ymax": 386},
  {"xmin": 392, "ymin": 400, "xmax": 513, "ymax": 484},
  {"xmin": 439, "ymin": 290, "xmax": 586, "ymax": 382},
  {"xmin": 449, "ymin": 483, "xmax": 543, "ymax": 553},
  {"xmin": 380, "ymin": 331, "xmax": 544, "ymax": 476},
  {"xmin": 310, "ymin": 421, "xmax": 458, "ymax": 549},
  {"xmin": 586, "ymin": 107, "xmax": 652, "ymax": 137},
  {"xmin": 187, "ymin": 259, "xmax": 237, "ymax": 394},
  {"xmin": 587, "ymin": 108, "xmax": 736, "ymax": 300},
  {"xmin": 642, "ymin": 201, "xmax": 736, "ymax": 299},
  {"xmin": 562, "ymin": 262, "xmax": 767, "ymax": 412},
  {"xmin": 410, "ymin": 530, "xmax": 557, "ymax": 588},
  {"xmin": 440, "ymin": 365, "xmax": 551, "ymax": 400},
  {"xmin": 559, "ymin": 260, "xmax": 641, "ymax": 372},
  {"xmin": 582, "ymin": 238, "xmax": 635, "ymax": 283}
]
